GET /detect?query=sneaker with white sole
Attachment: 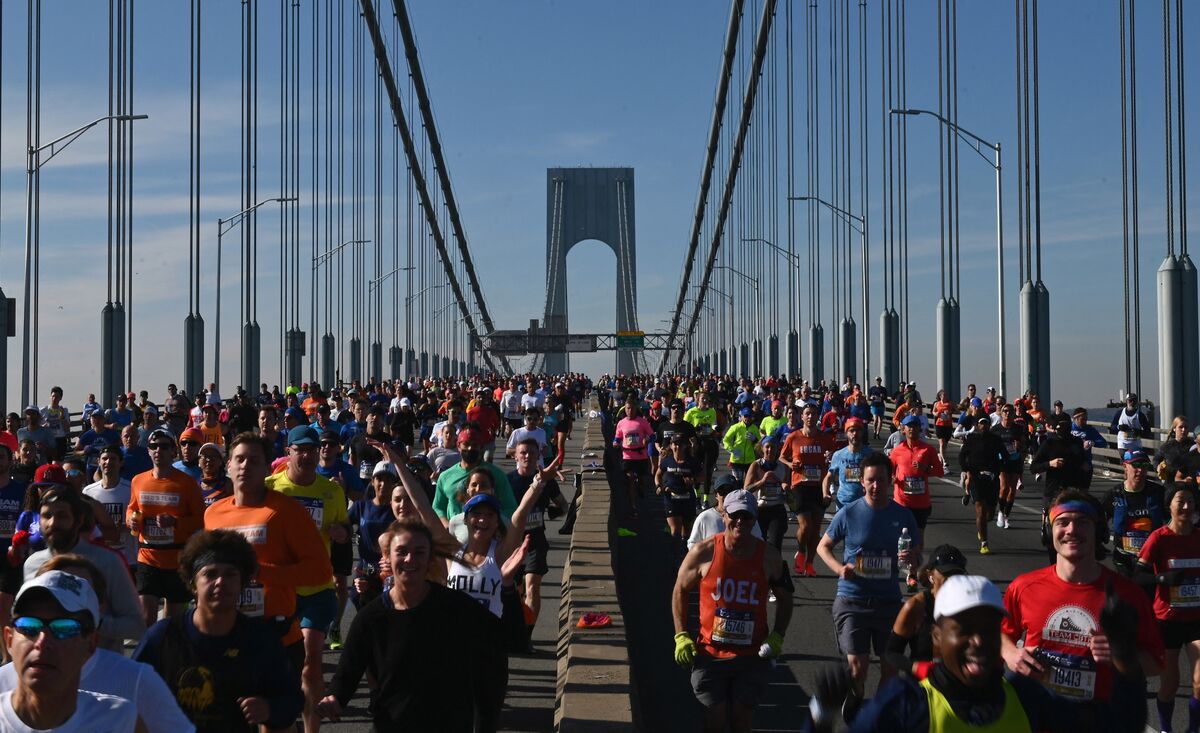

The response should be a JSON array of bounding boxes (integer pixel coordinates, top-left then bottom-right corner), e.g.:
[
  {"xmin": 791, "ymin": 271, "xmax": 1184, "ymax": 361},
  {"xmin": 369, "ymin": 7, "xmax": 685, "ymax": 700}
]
[{"xmin": 996, "ymin": 512, "xmax": 1005, "ymax": 528}]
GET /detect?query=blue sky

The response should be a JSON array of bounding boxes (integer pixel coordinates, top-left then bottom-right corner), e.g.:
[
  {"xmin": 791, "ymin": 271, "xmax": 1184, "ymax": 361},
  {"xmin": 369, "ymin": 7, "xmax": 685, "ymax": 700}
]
[{"xmin": 0, "ymin": 1, "xmax": 1195, "ymax": 412}]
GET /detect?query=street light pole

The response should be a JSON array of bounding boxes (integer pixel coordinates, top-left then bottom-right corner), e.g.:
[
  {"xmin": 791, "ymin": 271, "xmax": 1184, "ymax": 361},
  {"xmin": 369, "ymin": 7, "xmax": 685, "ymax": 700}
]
[
  {"xmin": 891, "ymin": 108, "xmax": 1006, "ymax": 396},
  {"xmin": 20, "ymin": 113, "xmax": 149, "ymax": 407},
  {"xmin": 213, "ymin": 196, "xmax": 298, "ymax": 387},
  {"xmin": 788, "ymin": 196, "xmax": 869, "ymax": 383}
]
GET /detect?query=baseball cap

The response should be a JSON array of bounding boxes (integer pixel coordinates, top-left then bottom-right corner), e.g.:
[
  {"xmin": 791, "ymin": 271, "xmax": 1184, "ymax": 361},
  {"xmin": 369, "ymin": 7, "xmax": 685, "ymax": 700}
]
[
  {"xmin": 31, "ymin": 463, "xmax": 68, "ymax": 487},
  {"xmin": 722, "ymin": 489, "xmax": 757, "ymax": 518},
  {"xmin": 925, "ymin": 544, "xmax": 968, "ymax": 576},
  {"xmin": 901, "ymin": 414, "xmax": 923, "ymax": 427},
  {"xmin": 463, "ymin": 493, "xmax": 502, "ymax": 516},
  {"xmin": 738, "ymin": 407, "xmax": 753, "ymax": 418},
  {"xmin": 199, "ymin": 443, "xmax": 225, "ymax": 459},
  {"xmin": 287, "ymin": 425, "xmax": 320, "ymax": 447},
  {"xmin": 372, "ymin": 461, "xmax": 399, "ymax": 479},
  {"xmin": 147, "ymin": 428, "xmax": 174, "ymax": 445},
  {"xmin": 284, "ymin": 406, "xmax": 306, "ymax": 421},
  {"xmin": 651, "ymin": 400, "xmax": 663, "ymax": 410},
  {"xmin": 23, "ymin": 405, "xmax": 39, "ymax": 415},
  {"xmin": 457, "ymin": 426, "xmax": 485, "ymax": 446},
  {"xmin": 13, "ymin": 570, "xmax": 101, "ymax": 628},
  {"xmin": 179, "ymin": 427, "xmax": 205, "ymax": 444},
  {"xmin": 933, "ymin": 574, "xmax": 1007, "ymax": 621},
  {"xmin": 969, "ymin": 397, "xmax": 983, "ymax": 408},
  {"xmin": 318, "ymin": 430, "xmax": 341, "ymax": 444},
  {"xmin": 713, "ymin": 473, "xmax": 741, "ymax": 495},
  {"xmin": 407, "ymin": 454, "xmax": 432, "ymax": 472},
  {"xmin": 1123, "ymin": 449, "xmax": 1151, "ymax": 465},
  {"xmin": 844, "ymin": 417, "xmax": 866, "ymax": 430}
]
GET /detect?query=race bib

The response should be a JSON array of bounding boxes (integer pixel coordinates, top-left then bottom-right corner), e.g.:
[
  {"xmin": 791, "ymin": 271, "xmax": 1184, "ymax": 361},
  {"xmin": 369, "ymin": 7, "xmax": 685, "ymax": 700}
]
[
  {"xmin": 1118, "ymin": 531, "xmax": 1148, "ymax": 554},
  {"xmin": 843, "ymin": 465, "xmax": 862, "ymax": 483},
  {"xmin": 0, "ymin": 519, "xmax": 14, "ymax": 539},
  {"xmin": 803, "ymin": 466, "xmax": 822, "ymax": 483},
  {"xmin": 761, "ymin": 482, "xmax": 782, "ymax": 502},
  {"xmin": 1005, "ymin": 441, "xmax": 1020, "ymax": 460},
  {"xmin": 855, "ymin": 549, "xmax": 893, "ymax": 580},
  {"xmin": 623, "ymin": 433, "xmax": 644, "ymax": 449},
  {"xmin": 711, "ymin": 607, "xmax": 754, "ymax": 646},
  {"xmin": 297, "ymin": 496, "xmax": 325, "ymax": 528},
  {"xmin": 1039, "ymin": 649, "xmax": 1097, "ymax": 700},
  {"xmin": 239, "ymin": 582, "xmax": 265, "ymax": 617},
  {"xmin": 1169, "ymin": 580, "xmax": 1200, "ymax": 609},
  {"xmin": 142, "ymin": 523, "xmax": 176, "ymax": 546},
  {"xmin": 526, "ymin": 508, "xmax": 546, "ymax": 530},
  {"xmin": 902, "ymin": 477, "xmax": 927, "ymax": 496},
  {"xmin": 698, "ymin": 424, "xmax": 714, "ymax": 436}
]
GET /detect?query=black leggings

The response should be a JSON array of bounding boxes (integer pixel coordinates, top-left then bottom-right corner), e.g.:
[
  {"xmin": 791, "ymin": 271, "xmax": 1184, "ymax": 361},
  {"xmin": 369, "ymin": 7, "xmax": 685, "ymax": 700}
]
[{"xmin": 757, "ymin": 504, "xmax": 788, "ymax": 551}]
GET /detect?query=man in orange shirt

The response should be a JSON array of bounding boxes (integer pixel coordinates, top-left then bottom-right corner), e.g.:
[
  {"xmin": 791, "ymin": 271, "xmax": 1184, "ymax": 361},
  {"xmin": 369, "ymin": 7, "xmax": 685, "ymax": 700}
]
[
  {"xmin": 205, "ymin": 431, "xmax": 332, "ymax": 677},
  {"xmin": 127, "ymin": 427, "xmax": 206, "ymax": 626},
  {"xmin": 781, "ymin": 404, "xmax": 836, "ymax": 577}
]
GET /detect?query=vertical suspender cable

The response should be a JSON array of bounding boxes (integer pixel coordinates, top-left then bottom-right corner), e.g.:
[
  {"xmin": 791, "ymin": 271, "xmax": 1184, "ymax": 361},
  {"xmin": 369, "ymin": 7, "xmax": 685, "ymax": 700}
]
[{"xmin": 1119, "ymin": 0, "xmax": 1131, "ymax": 392}]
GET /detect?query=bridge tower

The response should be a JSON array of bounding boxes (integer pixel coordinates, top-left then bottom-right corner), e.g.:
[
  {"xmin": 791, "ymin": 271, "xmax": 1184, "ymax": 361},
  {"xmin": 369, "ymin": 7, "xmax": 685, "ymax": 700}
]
[{"xmin": 542, "ymin": 168, "xmax": 640, "ymax": 375}]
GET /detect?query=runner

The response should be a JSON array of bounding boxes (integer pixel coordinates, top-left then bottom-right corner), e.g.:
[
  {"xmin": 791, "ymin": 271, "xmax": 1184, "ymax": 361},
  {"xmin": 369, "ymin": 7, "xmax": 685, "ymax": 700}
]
[
  {"xmin": 657, "ymin": 435, "xmax": 703, "ymax": 542},
  {"xmin": 1103, "ymin": 449, "xmax": 1166, "ymax": 576},
  {"xmin": 816, "ymin": 451, "xmax": 921, "ymax": 714},
  {"xmin": 127, "ymin": 428, "xmax": 206, "ymax": 627},
  {"xmin": 781, "ymin": 403, "xmax": 836, "ymax": 576},
  {"xmin": 1002, "ymin": 489, "xmax": 1164, "ymax": 702},
  {"xmin": 884, "ymin": 544, "xmax": 967, "ymax": 677},
  {"xmin": 743, "ymin": 435, "xmax": 788, "ymax": 555},
  {"xmin": 931, "ymin": 390, "xmax": 955, "ymax": 469},
  {"xmin": 889, "ymin": 415, "xmax": 944, "ymax": 588},
  {"xmin": 825, "ymin": 417, "xmax": 873, "ymax": 510},
  {"xmin": 991, "ymin": 404, "xmax": 1027, "ymax": 530},
  {"xmin": 867, "ymin": 378, "xmax": 888, "ymax": 440},
  {"xmin": 958, "ymin": 415, "xmax": 1005, "ymax": 555},
  {"xmin": 81, "ymin": 443, "xmax": 135, "ymax": 565},
  {"xmin": 1110, "ymin": 392, "xmax": 1151, "ymax": 453},
  {"xmin": 722, "ymin": 407, "xmax": 761, "ymax": 483},
  {"xmin": 672, "ymin": 489, "xmax": 793, "ymax": 733},
  {"xmin": 613, "ymin": 398, "xmax": 654, "ymax": 521},
  {"xmin": 507, "ymin": 439, "xmax": 567, "ymax": 638},
  {"xmin": 684, "ymin": 392, "xmax": 722, "ymax": 504},
  {"xmin": 1136, "ymin": 482, "xmax": 1200, "ymax": 733},
  {"xmin": 1070, "ymin": 407, "xmax": 1108, "ymax": 491}
]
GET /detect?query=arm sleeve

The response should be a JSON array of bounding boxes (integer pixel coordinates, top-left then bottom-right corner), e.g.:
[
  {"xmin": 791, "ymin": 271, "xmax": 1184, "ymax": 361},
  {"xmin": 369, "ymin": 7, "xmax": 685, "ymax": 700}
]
[
  {"xmin": 884, "ymin": 631, "xmax": 916, "ymax": 675},
  {"xmin": 327, "ymin": 604, "xmax": 373, "ymax": 706}
]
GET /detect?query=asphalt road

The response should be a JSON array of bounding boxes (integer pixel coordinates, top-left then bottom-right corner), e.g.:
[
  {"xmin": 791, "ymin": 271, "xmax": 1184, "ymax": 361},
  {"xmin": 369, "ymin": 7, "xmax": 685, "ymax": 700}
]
[{"xmin": 613, "ymin": 431, "xmax": 1177, "ymax": 733}]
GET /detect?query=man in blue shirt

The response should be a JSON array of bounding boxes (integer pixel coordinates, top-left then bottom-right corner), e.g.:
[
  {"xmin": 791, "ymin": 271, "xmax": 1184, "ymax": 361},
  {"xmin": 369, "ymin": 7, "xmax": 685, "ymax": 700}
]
[
  {"xmin": 817, "ymin": 450, "xmax": 921, "ymax": 710},
  {"xmin": 825, "ymin": 418, "xmax": 874, "ymax": 508}
]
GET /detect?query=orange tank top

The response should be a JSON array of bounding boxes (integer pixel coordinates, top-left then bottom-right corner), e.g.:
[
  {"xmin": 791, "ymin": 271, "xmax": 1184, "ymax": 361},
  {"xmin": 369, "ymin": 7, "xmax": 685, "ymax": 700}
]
[{"xmin": 699, "ymin": 536, "xmax": 769, "ymax": 658}]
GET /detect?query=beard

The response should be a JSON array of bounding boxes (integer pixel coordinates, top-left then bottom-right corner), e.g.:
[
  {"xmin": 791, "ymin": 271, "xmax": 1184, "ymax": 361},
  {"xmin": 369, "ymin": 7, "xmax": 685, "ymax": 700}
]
[{"xmin": 45, "ymin": 527, "xmax": 79, "ymax": 553}]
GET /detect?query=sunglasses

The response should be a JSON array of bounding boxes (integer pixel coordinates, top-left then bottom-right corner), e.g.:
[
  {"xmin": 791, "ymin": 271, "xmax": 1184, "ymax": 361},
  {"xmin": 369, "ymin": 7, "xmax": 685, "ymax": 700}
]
[
  {"xmin": 12, "ymin": 616, "xmax": 86, "ymax": 640},
  {"xmin": 148, "ymin": 443, "xmax": 175, "ymax": 451}
]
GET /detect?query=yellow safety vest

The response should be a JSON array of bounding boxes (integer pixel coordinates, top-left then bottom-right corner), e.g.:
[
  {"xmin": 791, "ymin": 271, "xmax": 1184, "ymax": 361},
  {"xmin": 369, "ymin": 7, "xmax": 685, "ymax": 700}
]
[{"xmin": 920, "ymin": 676, "xmax": 1032, "ymax": 733}]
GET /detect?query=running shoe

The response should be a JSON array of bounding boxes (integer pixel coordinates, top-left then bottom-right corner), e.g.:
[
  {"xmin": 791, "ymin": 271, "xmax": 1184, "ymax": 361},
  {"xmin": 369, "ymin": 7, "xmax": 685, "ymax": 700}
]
[
  {"xmin": 794, "ymin": 552, "xmax": 807, "ymax": 576},
  {"xmin": 769, "ymin": 591, "xmax": 777, "ymax": 603},
  {"xmin": 979, "ymin": 542, "xmax": 990, "ymax": 555},
  {"xmin": 962, "ymin": 492, "xmax": 970, "ymax": 507},
  {"xmin": 996, "ymin": 512, "xmax": 1006, "ymax": 528},
  {"xmin": 328, "ymin": 627, "xmax": 343, "ymax": 650},
  {"xmin": 805, "ymin": 562, "xmax": 817, "ymax": 578},
  {"xmin": 1003, "ymin": 514, "xmax": 1011, "ymax": 529}
]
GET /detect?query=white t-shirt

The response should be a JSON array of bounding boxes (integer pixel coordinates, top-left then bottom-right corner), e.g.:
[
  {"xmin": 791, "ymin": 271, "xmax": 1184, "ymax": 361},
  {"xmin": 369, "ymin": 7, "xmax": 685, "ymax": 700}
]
[
  {"xmin": 506, "ymin": 427, "xmax": 548, "ymax": 455},
  {"xmin": 0, "ymin": 650, "xmax": 193, "ymax": 733},
  {"xmin": 0, "ymin": 689, "xmax": 137, "ymax": 733},
  {"xmin": 686, "ymin": 507, "xmax": 763, "ymax": 550},
  {"xmin": 82, "ymin": 479, "xmax": 135, "ymax": 564},
  {"xmin": 520, "ymin": 393, "xmax": 544, "ymax": 412}
]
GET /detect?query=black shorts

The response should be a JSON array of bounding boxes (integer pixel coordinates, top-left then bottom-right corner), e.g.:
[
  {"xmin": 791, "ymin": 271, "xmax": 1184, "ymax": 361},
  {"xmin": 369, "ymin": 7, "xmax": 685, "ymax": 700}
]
[
  {"xmin": 523, "ymin": 530, "xmax": 551, "ymax": 576},
  {"xmin": 136, "ymin": 563, "xmax": 190, "ymax": 604},
  {"xmin": 1002, "ymin": 460, "xmax": 1024, "ymax": 477},
  {"xmin": 969, "ymin": 473, "xmax": 1000, "ymax": 507},
  {"xmin": 664, "ymin": 494, "xmax": 698, "ymax": 521},
  {"xmin": 1159, "ymin": 618, "xmax": 1200, "ymax": 650},
  {"xmin": 910, "ymin": 507, "xmax": 931, "ymax": 529},
  {"xmin": 935, "ymin": 425, "xmax": 953, "ymax": 441},
  {"xmin": 794, "ymin": 485, "xmax": 826, "ymax": 515},
  {"xmin": 623, "ymin": 458, "xmax": 651, "ymax": 477},
  {"xmin": 330, "ymin": 539, "xmax": 353, "ymax": 576},
  {"xmin": 0, "ymin": 562, "xmax": 23, "ymax": 596}
]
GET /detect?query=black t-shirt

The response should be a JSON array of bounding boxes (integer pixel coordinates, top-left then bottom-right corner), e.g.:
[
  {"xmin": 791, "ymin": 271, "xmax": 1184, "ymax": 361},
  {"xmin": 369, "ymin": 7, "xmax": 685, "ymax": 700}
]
[
  {"xmin": 658, "ymin": 454, "xmax": 701, "ymax": 497},
  {"xmin": 507, "ymin": 470, "xmax": 562, "ymax": 534},
  {"xmin": 228, "ymin": 403, "xmax": 257, "ymax": 434}
]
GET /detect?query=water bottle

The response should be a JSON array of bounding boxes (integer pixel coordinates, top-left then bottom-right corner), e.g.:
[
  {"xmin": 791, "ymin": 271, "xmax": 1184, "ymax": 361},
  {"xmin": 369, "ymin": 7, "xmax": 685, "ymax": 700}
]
[{"xmin": 897, "ymin": 527, "xmax": 912, "ymax": 574}]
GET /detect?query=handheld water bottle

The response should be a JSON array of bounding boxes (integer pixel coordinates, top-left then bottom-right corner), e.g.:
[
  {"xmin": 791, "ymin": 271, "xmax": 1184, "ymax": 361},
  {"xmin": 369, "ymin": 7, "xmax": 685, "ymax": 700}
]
[{"xmin": 897, "ymin": 527, "xmax": 912, "ymax": 574}]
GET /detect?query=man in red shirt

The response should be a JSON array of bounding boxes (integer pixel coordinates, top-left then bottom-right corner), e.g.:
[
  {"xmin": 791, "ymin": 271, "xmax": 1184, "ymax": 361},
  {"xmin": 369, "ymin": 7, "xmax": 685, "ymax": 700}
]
[
  {"xmin": 467, "ymin": 388, "xmax": 502, "ymax": 464},
  {"xmin": 889, "ymin": 414, "xmax": 944, "ymax": 588},
  {"xmin": 1003, "ymin": 489, "xmax": 1163, "ymax": 702},
  {"xmin": 781, "ymin": 404, "xmax": 837, "ymax": 577}
]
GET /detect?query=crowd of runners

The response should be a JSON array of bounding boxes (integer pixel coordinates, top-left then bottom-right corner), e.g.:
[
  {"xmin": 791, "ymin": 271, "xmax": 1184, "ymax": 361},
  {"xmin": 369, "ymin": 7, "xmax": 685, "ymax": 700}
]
[{"xmin": 0, "ymin": 371, "xmax": 1195, "ymax": 732}]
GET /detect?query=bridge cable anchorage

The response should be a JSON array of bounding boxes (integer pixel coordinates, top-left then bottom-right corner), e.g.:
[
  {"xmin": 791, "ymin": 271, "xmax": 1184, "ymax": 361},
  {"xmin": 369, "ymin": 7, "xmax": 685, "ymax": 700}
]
[{"xmin": 387, "ymin": 0, "xmax": 511, "ymax": 375}]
